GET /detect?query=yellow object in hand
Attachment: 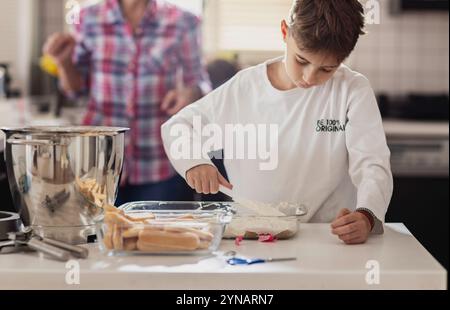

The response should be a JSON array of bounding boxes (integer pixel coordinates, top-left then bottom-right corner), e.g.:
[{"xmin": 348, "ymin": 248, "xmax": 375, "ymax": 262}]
[{"xmin": 40, "ymin": 54, "xmax": 59, "ymax": 77}]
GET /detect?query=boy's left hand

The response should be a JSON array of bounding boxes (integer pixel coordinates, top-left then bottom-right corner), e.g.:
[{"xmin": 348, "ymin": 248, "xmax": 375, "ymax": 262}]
[{"xmin": 331, "ymin": 208, "xmax": 372, "ymax": 244}]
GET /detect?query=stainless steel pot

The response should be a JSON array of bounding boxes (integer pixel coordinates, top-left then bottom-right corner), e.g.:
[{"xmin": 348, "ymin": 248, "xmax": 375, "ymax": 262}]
[{"xmin": 1, "ymin": 126, "xmax": 128, "ymax": 244}]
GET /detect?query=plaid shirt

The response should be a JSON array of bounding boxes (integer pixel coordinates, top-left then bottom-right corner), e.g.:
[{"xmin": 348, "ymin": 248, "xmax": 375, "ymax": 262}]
[{"xmin": 70, "ymin": 0, "xmax": 211, "ymax": 184}]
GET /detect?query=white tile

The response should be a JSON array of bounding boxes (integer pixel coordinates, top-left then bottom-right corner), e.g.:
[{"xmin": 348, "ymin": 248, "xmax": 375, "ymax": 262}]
[
  {"xmin": 443, "ymin": 50, "xmax": 450, "ymax": 74},
  {"xmin": 418, "ymin": 73, "xmax": 446, "ymax": 93},
  {"xmin": 379, "ymin": 52, "xmax": 397, "ymax": 70},
  {"xmin": 364, "ymin": 71, "xmax": 381, "ymax": 90},
  {"xmin": 358, "ymin": 53, "xmax": 381, "ymax": 72},
  {"xmin": 421, "ymin": 49, "xmax": 447, "ymax": 73},
  {"xmin": 355, "ymin": 35, "xmax": 374, "ymax": 51},
  {"xmin": 422, "ymin": 32, "xmax": 447, "ymax": 50},
  {"xmin": 379, "ymin": 31, "xmax": 399, "ymax": 49},
  {"xmin": 399, "ymin": 52, "xmax": 418, "ymax": 70},
  {"xmin": 399, "ymin": 31, "xmax": 420, "ymax": 49},
  {"xmin": 442, "ymin": 74, "xmax": 450, "ymax": 93},
  {"xmin": 379, "ymin": 70, "xmax": 401, "ymax": 93},
  {"xmin": 399, "ymin": 13, "xmax": 422, "ymax": 31},
  {"xmin": 424, "ymin": 13, "xmax": 449, "ymax": 31}
]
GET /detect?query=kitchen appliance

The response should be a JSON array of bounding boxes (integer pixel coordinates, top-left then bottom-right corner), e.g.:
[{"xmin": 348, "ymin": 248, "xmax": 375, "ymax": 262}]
[
  {"xmin": 0, "ymin": 211, "xmax": 21, "ymax": 240},
  {"xmin": 1, "ymin": 126, "xmax": 128, "ymax": 244},
  {"xmin": 0, "ymin": 63, "xmax": 21, "ymax": 98}
]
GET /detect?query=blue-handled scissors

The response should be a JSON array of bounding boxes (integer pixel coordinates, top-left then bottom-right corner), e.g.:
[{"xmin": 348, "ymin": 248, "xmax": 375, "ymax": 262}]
[{"xmin": 227, "ymin": 256, "xmax": 297, "ymax": 265}]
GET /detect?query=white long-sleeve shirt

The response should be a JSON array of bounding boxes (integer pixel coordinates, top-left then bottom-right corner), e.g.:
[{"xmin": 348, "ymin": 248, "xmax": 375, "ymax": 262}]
[{"xmin": 161, "ymin": 58, "xmax": 393, "ymax": 232}]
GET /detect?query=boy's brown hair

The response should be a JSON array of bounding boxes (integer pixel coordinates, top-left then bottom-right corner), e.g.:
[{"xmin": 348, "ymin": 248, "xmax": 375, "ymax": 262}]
[{"xmin": 288, "ymin": 0, "xmax": 365, "ymax": 62}]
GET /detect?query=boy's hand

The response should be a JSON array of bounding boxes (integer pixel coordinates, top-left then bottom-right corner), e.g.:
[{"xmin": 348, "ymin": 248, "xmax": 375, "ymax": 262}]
[
  {"xmin": 161, "ymin": 86, "xmax": 202, "ymax": 115},
  {"xmin": 186, "ymin": 164, "xmax": 233, "ymax": 195},
  {"xmin": 331, "ymin": 208, "xmax": 372, "ymax": 244},
  {"xmin": 43, "ymin": 33, "xmax": 76, "ymax": 67}
]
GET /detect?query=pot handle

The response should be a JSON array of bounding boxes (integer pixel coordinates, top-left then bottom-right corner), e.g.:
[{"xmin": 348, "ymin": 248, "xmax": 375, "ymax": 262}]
[
  {"xmin": 6, "ymin": 135, "xmax": 70, "ymax": 146},
  {"xmin": 6, "ymin": 138, "xmax": 55, "ymax": 146}
]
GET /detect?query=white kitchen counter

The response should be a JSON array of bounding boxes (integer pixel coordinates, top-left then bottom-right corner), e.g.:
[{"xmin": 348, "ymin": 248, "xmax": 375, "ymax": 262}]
[{"xmin": 0, "ymin": 223, "xmax": 446, "ymax": 290}]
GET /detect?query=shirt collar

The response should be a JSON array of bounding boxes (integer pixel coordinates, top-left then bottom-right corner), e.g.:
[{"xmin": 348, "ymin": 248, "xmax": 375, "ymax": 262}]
[{"xmin": 102, "ymin": 0, "xmax": 158, "ymax": 25}]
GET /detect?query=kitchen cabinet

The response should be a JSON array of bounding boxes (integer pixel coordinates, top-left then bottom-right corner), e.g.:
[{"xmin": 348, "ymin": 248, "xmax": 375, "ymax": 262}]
[{"xmin": 0, "ymin": 223, "xmax": 445, "ymax": 289}]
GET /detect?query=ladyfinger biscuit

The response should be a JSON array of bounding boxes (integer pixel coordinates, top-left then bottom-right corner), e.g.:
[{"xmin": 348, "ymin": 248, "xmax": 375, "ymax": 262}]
[
  {"xmin": 103, "ymin": 225, "xmax": 114, "ymax": 250},
  {"xmin": 123, "ymin": 237, "xmax": 138, "ymax": 251},
  {"xmin": 176, "ymin": 214, "xmax": 195, "ymax": 220},
  {"xmin": 122, "ymin": 225, "xmax": 144, "ymax": 238},
  {"xmin": 104, "ymin": 211, "xmax": 134, "ymax": 228},
  {"xmin": 164, "ymin": 225, "xmax": 214, "ymax": 241},
  {"xmin": 197, "ymin": 240, "xmax": 211, "ymax": 250},
  {"xmin": 103, "ymin": 204, "xmax": 123, "ymax": 214},
  {"xmin": 136, "ymin": 241, "xmax": 180, "ymax": 252},
  {"xmin": 124, "ymin": 212, "xmax": 155, "ymax": 222},
  {"xmin": 112, "ymin": 224, "xmax": 123, "ymax": 250},
  {"xmin": 149, "ymin": 217, "xmax": 194, "ymax": 223},
  {"xmin": 121, "ymin": 222, "xmax": 163, "ymax": 240},
  {"xmin": 138, "ymin": 230, "xmax": 200, "ymax": 251}
]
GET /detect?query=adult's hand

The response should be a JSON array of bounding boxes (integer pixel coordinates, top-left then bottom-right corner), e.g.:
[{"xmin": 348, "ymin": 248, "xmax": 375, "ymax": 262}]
[
  {"xmin": 43, "ymin": 33, "xmax": 76, "ymax": 67},
  {"xmin": 161, "ymin": 86, "xmax": 202, "ymax": 115}
]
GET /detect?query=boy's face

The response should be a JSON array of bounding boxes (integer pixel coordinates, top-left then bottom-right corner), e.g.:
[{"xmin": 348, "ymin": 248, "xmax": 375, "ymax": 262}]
[{"xmin": 281, "ymin": 21, "xmax": 341, "ymax": 89}]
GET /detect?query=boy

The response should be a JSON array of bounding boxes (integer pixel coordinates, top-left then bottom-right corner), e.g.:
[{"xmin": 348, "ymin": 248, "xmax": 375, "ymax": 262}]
[{"xmin": 162, "ymin": 0, "xmax": 393, "ymax": 244}]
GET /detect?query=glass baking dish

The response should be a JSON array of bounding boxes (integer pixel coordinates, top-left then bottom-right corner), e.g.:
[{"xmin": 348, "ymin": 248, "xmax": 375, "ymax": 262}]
[
  {"xmin": 223, "ymin": 201, "xmax": 307, "ymax": 239},
  {"xmin": 96, "ymin": 201, "xmax": 233, "ymax": 256},
  {"xmin": 99, "ymin": 201, "xmax": 307, "ymax": 245}
]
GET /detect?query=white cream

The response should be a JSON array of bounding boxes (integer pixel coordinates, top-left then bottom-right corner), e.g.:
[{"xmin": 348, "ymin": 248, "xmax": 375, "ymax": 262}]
[{"xmin": 224, "ymin": 199, "xmax": 297, "ymax": 238}]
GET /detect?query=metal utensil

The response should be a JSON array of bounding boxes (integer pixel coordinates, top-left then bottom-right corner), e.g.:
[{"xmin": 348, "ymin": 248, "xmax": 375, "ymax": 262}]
[
  {"xmin": 1, "ymin": 126, "xmax": 129, "ymax": 244},
  {"xmin": 0, "ymin": 240, "xmax": 23, "ymax": 254},
  {"xmin": 38, "ymin": 235, "xmax": 89, "ymax": 259},
  {"xmin": 227, "ymin": 256, "xmax": 297, "ymax": 265},
  {"xmin": 6, "ymin": 227, "xmax": 89, "ymax": 261},
  {"xmin": 8, "ymin": 231, "xmax": 71, "ymax": 261}
]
